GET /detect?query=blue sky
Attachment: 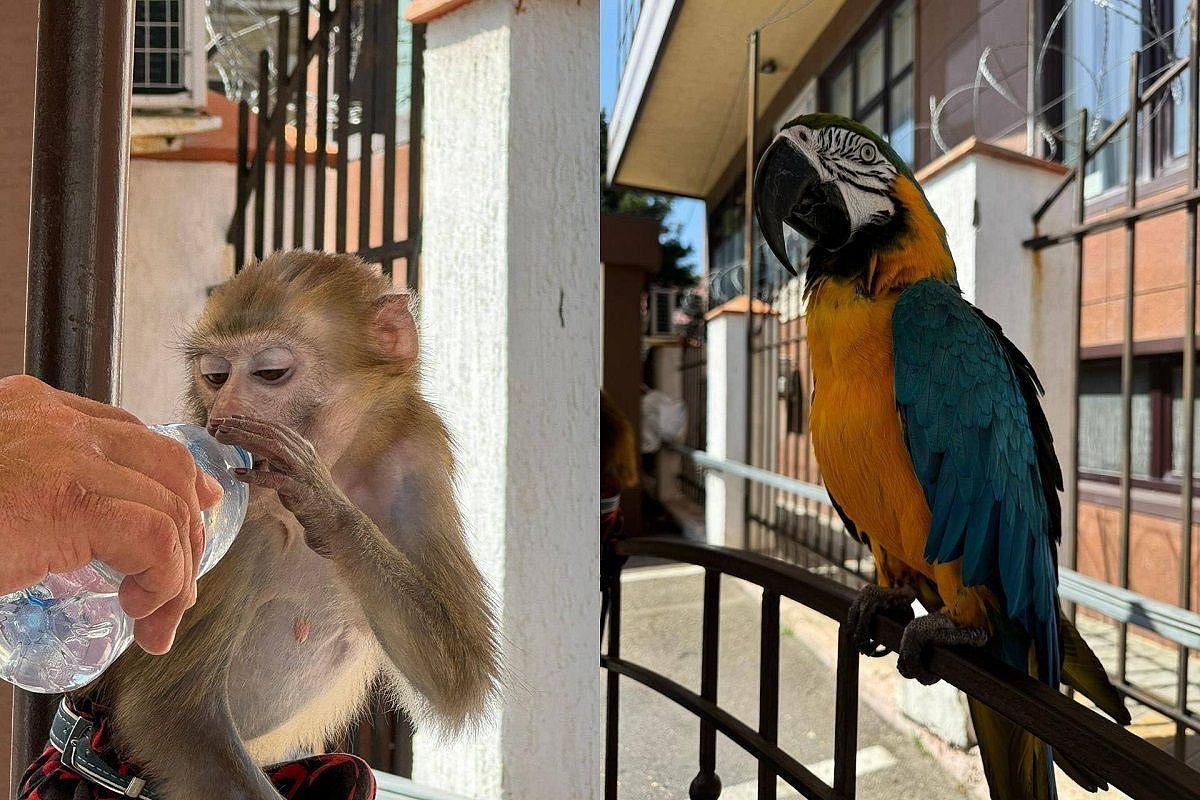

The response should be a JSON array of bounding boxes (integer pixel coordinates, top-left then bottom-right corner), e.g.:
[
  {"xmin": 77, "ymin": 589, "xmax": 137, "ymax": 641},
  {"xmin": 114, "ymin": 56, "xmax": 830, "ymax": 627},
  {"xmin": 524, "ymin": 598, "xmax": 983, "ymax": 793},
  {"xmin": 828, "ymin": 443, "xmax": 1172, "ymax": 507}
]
[{"xmin": 600, "ymin": 0, "xmax": 705, "ymax": 275}]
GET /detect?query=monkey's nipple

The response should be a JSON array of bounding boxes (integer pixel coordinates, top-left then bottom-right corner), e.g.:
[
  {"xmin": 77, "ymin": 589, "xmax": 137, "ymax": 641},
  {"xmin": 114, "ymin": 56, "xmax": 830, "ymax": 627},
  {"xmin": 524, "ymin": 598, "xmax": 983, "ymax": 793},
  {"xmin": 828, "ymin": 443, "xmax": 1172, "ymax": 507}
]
[{"xmin": 293, "ymin": 618, "xmax": 311, "ymax": 644}]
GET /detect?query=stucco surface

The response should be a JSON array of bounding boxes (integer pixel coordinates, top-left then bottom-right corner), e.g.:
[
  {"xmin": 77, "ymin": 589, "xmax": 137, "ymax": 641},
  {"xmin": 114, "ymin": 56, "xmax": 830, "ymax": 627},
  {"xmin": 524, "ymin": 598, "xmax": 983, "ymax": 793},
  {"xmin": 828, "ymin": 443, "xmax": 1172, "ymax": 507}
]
[{"xmin": 413, "ymin": 1, "xmax": 600, "ymax": 797}]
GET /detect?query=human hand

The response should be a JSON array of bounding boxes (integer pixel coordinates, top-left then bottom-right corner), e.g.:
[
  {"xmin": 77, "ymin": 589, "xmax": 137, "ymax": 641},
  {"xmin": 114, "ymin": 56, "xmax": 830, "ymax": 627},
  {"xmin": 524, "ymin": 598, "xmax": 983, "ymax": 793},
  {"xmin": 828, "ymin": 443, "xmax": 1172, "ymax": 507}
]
[{"xmin": 0, "ymin": 375, "xmax": 223, "ymax": 654}]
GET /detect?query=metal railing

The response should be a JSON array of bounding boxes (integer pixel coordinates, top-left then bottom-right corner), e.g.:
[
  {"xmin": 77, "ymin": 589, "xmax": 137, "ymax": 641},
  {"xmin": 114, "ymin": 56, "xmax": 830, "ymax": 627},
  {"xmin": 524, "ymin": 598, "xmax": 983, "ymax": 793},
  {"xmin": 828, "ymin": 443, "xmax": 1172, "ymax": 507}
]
[
  {"xmin": 1023, "ymin": 6, "xmax": 1200, "ymax": 757},
  {"xmin": 602, "ymin": 536, "xmax": 1200, "ymax": 800},
  {"xmin": 228, "ymin": 0, "xmax": 423, "ymax": 285}
]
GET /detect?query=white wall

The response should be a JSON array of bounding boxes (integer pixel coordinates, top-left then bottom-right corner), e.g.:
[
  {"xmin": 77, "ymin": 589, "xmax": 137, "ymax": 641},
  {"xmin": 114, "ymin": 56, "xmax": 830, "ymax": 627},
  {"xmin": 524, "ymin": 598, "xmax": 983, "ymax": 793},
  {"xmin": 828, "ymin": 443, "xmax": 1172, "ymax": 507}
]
[
  {"xmin": 705, "ymin": 311, "xmax": 747, "ymax": 548},
  {"xmin": 119, "ymin": 158, "xmax": 237, "ymax": 423},
  {"xmin": 414, "ymin": 1, "xmax": 600, "ymax": 797}
]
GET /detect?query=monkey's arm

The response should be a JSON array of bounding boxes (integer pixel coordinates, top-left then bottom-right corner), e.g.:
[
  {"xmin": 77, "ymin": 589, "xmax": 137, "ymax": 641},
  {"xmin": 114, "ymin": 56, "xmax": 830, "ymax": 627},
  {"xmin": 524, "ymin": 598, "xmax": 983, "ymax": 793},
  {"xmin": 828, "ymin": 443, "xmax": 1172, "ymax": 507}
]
[{"xmin": 213, "ymin": 416, "xmax": 500, "ymax": 725}]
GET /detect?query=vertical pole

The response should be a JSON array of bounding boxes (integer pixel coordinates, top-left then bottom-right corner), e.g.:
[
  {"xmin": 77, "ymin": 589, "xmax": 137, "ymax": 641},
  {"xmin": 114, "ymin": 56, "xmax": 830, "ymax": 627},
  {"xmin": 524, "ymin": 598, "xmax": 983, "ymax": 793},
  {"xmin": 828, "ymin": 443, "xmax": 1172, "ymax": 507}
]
[
  {"xmin": 1026, "ymin": 0, "xmax": 1038, "ymax": 156},
  {"xmin": 831, "ymin": 625, "xmax": 860, "ymax": 800},
  {"xmin": 234, "ymin": 100, "xmax": 249, "ymax": 271},
  {"xmin": 1116, "ymin": 49, "xmax": 1140, "ymax": 684},
  {"xmin": 14, "ymin": 0, "xmax": 133, "ymax": 791},
  {"xmin": 358, "ymin": 0, "xmax": 376, "ymax": 255},
  {"xmin": 293, "ymin": 0, "xmax": 309, "ymax": 250},
  {"xmin": 604, "ymin": 572, "xmax": 621, "ymax": 800},
  {"xmin": 255, "ymin": 50, "xmax": 269, "ymax": 260},
  {"xmin": 314, "ymin": 0, "xmax": 330, "ymax": 251},
  {"xmin": 335, "ymin": 0, "xmax": 350, "ymax": 253},
  {"xmin": 1066, "ymin": 107, "xmax": 1088, "ymax": 591},
  {"xmin": 757, "ymin": 590, "xmax": 780, "ymax": 800},
  {"xmin": 742, "ymin": 30, "xmax": 758, "ymax": 552},
  {"xmin": 380, "ymin": 0, "xmax": 399, "ymax": 279},
  {"xmin": 689, "ymin": 570, "xmax": 722, "ymax": 800},
  {"xmin": 406, "ymin": 23, "xmax": 425, "ymax": 290},
  {"xmin": 1175, "ymin": 0, "xmax": 1199, "ymax": 758},
  {"xmin": 273, "ymin": 11, "xmax": 290, "ymax": 252}
]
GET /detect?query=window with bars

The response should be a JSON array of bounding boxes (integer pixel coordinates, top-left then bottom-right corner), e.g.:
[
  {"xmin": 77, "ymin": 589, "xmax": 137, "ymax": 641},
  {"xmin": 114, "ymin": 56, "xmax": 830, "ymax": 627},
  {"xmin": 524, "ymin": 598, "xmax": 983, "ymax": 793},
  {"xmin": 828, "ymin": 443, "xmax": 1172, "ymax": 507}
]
[
  {"xmin": 1054, "ymin": 0, "xmax": 1192, "ymax": 198},
  {"xmin": 821, "ymin": 0, "xmax": 915, "ymax": 164},
  {"xmin": 1079, "ymin": 354, "xmax": 1200, "ymax": 487},
  {"xmin": 133, "ymin": 0, "xmax": 187, "ymax": 94}
]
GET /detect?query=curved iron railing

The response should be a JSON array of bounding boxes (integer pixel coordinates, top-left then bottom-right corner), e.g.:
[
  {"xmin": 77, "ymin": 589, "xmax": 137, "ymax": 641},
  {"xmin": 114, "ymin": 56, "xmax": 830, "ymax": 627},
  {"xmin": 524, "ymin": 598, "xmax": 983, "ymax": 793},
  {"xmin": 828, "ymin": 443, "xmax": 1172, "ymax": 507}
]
[{"xmin": 601, "ymin": 536, "xmax": 1200, "ymax": 800}]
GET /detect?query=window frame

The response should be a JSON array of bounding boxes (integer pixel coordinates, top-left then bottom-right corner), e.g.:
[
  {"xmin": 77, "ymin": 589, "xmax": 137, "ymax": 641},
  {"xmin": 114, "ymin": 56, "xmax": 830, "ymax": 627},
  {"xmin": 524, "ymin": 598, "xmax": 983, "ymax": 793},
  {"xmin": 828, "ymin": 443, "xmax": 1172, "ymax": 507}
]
[
  {"xmin": 819, "ymin": 0, "xmax": 915, "ymax": 163},
  {"xmin": 1078, "ymin": 347, "xmax": 1200, "ymax": 493},
  {"xmin": 1041, "ymin": 0, "xmax": 1192, "ymax": 204}
]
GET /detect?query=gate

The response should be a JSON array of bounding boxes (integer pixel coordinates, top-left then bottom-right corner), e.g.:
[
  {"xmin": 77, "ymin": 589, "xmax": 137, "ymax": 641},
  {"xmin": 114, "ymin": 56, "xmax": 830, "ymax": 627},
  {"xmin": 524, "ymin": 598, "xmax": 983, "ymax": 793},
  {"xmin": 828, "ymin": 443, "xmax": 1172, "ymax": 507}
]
[
  {"xmin": 1023, "ymin": 19, "xmax": 1200, "ymax": 760},
  {"xmin": 227, "ymin": 0, "xmax": 423, "ymax": 286}
]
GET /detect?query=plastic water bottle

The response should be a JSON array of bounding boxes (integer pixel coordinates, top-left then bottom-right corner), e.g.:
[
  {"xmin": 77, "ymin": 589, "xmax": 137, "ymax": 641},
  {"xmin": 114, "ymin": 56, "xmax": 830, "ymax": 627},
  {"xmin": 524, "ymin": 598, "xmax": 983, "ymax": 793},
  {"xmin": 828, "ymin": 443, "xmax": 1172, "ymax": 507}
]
[{"xmin": 0, "ymin": 423, "xmax": 251, "ymax": 693}]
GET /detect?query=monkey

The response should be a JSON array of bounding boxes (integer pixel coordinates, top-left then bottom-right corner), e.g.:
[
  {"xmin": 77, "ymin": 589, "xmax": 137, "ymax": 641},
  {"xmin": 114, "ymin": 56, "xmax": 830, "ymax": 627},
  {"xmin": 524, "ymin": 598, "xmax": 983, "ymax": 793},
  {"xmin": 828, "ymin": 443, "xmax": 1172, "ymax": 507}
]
[{"xmin": 69, "ymin": 251, "xmax": 501, "ymax": 800}]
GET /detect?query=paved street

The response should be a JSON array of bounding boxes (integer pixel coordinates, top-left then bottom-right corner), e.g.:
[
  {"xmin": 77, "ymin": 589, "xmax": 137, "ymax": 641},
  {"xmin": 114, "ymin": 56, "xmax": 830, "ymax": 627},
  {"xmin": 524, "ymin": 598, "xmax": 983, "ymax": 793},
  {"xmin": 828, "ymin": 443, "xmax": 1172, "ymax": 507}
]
[{"xmin": 606, "ymin": 565, "xmax": 973, "ymax": 799}]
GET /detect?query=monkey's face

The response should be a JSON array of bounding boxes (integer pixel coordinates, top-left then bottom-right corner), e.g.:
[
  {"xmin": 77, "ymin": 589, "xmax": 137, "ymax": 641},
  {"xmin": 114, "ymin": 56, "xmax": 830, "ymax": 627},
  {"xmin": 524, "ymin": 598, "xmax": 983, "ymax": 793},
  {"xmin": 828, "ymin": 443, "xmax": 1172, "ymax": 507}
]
[{"xmin": 192, "ymin": 338, "xmax": 329, "ymax": 440}]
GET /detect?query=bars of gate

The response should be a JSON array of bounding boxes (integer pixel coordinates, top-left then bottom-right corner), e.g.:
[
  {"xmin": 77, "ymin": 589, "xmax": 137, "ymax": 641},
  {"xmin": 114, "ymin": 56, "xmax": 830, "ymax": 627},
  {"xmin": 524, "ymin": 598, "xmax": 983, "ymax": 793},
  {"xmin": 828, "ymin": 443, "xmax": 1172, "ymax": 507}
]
[
  {"xmin": 1023, "ymin": 11, "xmax": 1200, "ymax": 758},
  {"xmin": 227, "ymin": 0, "xmax": 423, "ymax": 287},
  {"xmin": 601, "ymin": 536, "xmax": 1200, "ymax": 800}
]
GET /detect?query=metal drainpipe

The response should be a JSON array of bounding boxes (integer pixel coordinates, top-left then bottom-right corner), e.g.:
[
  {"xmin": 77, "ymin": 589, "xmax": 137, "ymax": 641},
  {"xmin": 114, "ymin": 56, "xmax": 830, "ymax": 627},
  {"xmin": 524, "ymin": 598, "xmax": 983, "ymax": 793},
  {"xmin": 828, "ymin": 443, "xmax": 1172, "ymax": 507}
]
[{"xmin": 11, "ymin": 0, "xmax": 133, "ymax": 793}]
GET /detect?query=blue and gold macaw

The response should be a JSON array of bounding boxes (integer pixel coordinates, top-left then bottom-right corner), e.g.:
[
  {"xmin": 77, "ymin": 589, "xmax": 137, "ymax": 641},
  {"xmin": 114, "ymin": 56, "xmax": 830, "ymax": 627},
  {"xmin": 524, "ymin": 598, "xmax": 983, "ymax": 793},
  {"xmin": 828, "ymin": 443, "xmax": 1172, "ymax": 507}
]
[{"xmin": 753, "ymin": 114, "xmax": 1130, "ymax": 800}]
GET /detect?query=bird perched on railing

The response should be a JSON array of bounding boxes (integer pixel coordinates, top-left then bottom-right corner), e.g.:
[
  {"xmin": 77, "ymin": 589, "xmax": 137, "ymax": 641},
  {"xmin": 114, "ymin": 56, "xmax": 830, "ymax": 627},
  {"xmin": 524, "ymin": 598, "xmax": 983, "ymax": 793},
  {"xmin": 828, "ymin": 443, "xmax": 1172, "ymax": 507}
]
[{"xmin": 753, "ymin": 113, "xmax": 1130, "ymax": 800}]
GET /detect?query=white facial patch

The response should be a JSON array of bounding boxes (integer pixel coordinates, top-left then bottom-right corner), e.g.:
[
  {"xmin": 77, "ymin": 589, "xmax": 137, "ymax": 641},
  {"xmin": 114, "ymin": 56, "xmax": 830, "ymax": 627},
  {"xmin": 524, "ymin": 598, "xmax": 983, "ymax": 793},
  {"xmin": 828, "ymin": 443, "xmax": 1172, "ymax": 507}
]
[{"xmin": 778, "ymin": 125, "xmax": 900, "ymax": 236}]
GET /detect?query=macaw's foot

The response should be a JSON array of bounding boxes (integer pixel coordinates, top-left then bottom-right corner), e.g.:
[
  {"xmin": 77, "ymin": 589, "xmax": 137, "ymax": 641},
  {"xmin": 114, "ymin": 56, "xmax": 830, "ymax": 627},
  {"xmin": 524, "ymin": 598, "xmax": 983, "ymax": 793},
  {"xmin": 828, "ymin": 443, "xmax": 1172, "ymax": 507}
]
[
  {"xmin": 845, "ymin": 583, "xmax": 916, "ymax": 657},
  {"xmin": 897, "ymin": 611, "xmax": 988, "ymax": 685}
]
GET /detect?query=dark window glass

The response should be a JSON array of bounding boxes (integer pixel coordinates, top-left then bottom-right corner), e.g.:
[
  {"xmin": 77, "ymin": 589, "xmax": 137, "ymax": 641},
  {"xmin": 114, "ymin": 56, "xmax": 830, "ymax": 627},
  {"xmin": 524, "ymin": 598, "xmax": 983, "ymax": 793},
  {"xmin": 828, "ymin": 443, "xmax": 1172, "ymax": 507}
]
[{"xmin": 133, "ymin": 0, "xmax": 186, "ymax": 93}]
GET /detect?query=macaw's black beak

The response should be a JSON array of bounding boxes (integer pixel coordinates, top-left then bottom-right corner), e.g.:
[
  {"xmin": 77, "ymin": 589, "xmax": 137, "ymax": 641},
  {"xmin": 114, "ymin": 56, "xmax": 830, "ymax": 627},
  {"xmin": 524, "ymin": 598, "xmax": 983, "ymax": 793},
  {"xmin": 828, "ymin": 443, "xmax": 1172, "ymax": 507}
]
[{"xmin": 753, "ymin": 136, "xmax": 851, "ymax": 274}]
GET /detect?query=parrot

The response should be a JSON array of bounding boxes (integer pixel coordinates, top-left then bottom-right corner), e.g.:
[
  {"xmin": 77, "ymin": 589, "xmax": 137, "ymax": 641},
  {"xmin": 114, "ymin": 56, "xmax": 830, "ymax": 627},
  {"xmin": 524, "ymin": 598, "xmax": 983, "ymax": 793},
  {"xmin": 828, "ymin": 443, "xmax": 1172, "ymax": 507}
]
[{"xmin": 751, "ymin": 113, "xmax": 1131, "ymax": 800}]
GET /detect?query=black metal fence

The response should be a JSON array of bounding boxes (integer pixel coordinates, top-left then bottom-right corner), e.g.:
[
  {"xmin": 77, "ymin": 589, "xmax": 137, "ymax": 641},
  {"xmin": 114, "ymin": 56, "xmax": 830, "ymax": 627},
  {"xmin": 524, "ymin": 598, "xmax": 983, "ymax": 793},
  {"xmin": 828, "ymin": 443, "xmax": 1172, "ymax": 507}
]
[
  {"xmin": 602, "ymin": 536, "xmax": 1200, "ymax": 800},
  {"xmin": 1024, "ymin": 16, "xmax": 1200, "ymax": 759},
  {"xmin": 228, "ymin": 0, "xmax": 423, "ymax": 285}
]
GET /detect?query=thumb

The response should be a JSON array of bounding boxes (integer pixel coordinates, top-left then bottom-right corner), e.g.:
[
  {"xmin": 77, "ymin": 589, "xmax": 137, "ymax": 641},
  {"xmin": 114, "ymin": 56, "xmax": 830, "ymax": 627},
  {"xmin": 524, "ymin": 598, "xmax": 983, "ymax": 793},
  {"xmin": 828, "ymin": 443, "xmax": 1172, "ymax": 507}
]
[{"xmin": 196, "ymin": 470, "xmax": 223, "ymax": 510}]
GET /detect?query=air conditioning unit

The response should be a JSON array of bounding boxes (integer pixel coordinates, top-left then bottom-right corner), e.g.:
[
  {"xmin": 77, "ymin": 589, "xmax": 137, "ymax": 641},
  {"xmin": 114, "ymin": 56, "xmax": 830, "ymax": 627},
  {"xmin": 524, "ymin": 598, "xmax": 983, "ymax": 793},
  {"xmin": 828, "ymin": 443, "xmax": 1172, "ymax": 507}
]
[
  {"xmin": 132, "ymin": 0, "xmax": 208, "ymax": 110},
  {"xmin": 647, "ymin": 286, "xmax": 679, "ymax": 337}
]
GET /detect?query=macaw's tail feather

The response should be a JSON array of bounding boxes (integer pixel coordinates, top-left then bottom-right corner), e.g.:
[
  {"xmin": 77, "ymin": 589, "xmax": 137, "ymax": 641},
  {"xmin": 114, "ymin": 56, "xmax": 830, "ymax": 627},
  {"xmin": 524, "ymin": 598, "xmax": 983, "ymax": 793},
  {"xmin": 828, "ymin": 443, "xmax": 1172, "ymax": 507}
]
[
  {"xmin": 968, "ymin": 697, "xmax": 1057, "ymax": 800},
  {"xmin": 1059, "ymin": 612, "xmax": 1131, "ymax": 725}
]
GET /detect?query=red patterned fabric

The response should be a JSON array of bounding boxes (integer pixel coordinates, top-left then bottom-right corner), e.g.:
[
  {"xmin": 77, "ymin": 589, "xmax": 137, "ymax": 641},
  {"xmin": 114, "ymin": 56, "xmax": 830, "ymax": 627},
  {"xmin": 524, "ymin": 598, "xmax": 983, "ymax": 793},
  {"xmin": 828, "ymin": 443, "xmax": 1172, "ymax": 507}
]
[{"xmin": 18, "ymin": 699, "xmax": 376, "ymax": 800}]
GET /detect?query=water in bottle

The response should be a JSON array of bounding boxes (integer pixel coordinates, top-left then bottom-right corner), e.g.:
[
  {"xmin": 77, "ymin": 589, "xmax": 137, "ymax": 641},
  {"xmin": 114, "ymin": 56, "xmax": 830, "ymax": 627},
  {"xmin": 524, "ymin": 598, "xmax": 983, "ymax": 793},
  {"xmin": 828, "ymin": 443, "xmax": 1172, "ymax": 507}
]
[{"xmin": 0, "ymin": 423, "xmax": 251, "ymax": 693}]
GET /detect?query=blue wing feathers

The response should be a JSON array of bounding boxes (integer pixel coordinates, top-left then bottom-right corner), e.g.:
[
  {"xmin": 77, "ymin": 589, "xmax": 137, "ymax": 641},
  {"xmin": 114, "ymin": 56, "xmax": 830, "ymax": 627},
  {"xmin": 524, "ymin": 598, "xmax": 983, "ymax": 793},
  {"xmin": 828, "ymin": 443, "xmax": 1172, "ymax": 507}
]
[{"xmin": 893, "ymin": 278, "xmax": 1062, "ymax": 687}]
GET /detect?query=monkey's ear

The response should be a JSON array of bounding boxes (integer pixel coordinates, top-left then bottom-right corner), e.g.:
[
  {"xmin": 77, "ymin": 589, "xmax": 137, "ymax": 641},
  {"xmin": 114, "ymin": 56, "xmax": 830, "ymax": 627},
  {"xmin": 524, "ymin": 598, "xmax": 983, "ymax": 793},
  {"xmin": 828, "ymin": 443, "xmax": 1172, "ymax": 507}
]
[{"xmin": 370, "ymin": 294, "xmax": 418, "ymax": 366}]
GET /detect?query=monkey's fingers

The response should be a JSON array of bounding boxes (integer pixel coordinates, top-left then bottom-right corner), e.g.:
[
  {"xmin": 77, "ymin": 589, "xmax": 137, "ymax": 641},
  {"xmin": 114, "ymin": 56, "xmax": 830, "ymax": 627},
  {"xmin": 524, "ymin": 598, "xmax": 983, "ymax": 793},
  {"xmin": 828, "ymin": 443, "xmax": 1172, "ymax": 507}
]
[
  {"xmin": 211, "ymin": 418, "xmax": 297, "ymax": 471},
  {"xmin": 232, "ymin": 466, "xmax": 290, "ymax": 494}
]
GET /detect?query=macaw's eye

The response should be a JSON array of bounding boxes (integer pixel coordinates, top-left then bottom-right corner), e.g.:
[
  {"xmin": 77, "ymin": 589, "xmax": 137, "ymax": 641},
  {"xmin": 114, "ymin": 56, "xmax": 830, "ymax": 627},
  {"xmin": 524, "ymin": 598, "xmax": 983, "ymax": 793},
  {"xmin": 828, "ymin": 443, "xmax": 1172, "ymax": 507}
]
[
  {"xmin": 859, "ymin": 142, "xmax": 878, "ymax": 162},
  {"xmin": 203, "ymin": 372, "xmax": 229, "ymax": 387},
  {"xmin": 253, "ymin": 368, "xmax": 289, "ymax": 383}
]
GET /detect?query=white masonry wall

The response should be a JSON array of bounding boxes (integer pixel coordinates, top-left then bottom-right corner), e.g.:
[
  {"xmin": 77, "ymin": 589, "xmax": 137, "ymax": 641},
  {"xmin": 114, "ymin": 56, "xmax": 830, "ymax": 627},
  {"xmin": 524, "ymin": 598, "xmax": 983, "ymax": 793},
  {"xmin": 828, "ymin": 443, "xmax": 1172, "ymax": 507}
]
[{"xmin": 414, "ymin": 1, "xmax": 600, "ymax": 798}]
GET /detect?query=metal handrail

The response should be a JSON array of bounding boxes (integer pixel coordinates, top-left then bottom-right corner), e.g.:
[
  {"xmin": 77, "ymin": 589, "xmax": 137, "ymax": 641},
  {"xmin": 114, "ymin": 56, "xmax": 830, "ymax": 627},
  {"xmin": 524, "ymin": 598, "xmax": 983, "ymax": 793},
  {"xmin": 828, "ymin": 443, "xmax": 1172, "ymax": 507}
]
[{"xmin": 602, "ymin": 537, "xmax": 1200, "ymax": 800}]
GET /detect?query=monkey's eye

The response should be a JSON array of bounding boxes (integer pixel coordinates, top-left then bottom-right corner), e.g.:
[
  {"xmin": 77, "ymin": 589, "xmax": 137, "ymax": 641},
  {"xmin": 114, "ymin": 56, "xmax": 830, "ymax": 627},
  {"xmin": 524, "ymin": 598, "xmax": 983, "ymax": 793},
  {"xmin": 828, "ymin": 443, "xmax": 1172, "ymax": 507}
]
[
  {"xmin": 253, "ymin": 368, "xmax": 290, "ymax": 383},
  {"xmin": 202, "ymin": 372, "xmax": 229, "ymax": 387}
]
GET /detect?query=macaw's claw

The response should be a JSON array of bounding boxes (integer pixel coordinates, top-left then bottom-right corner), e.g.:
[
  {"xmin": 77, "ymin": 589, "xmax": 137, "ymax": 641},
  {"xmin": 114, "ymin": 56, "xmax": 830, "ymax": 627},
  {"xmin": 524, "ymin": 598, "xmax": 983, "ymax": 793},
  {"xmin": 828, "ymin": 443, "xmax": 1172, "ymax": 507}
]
[
  {"xmin": 846, "ymin": 584, "xmax": 916, "ymax": 657},
  {"xmin": 897, "ymin": 611, "xmax": 988, "ymax": 685}
]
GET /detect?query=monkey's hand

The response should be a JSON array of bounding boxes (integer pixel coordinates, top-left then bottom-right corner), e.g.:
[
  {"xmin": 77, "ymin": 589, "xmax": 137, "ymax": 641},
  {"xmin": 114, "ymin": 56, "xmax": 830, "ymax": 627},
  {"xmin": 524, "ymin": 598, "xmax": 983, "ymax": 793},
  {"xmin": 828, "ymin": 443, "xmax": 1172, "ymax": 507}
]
[{"xmin": 210, "ymin": 416, "xmax": 363, "ymax": 556}]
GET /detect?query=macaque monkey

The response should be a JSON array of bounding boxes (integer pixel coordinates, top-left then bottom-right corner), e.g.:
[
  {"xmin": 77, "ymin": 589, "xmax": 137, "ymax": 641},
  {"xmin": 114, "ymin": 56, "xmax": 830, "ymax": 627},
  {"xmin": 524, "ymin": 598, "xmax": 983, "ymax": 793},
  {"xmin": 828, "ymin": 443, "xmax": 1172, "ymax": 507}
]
[{"xmin": 78, "ymin": 251, "xmax": 501, "ymax": 800}]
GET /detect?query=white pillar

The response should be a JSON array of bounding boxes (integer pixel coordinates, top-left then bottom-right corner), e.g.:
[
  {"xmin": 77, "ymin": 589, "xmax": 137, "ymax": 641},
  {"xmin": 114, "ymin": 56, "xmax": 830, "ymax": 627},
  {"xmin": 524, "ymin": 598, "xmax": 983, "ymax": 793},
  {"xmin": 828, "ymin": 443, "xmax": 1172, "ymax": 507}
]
[
  {"xmin": 653, "ymin": 343, "xmax": 683, "ymax": 503},
  {"xmin": 413, "ymin": 1, "xmax": 599, "ymax": 798},
  {"xmin": 705, "ymin": 307, "xmax": 747, "ymax": 548},
  {"xmin": 910, "ymin": 142, "xmax": 1076, "ymax": 748}
]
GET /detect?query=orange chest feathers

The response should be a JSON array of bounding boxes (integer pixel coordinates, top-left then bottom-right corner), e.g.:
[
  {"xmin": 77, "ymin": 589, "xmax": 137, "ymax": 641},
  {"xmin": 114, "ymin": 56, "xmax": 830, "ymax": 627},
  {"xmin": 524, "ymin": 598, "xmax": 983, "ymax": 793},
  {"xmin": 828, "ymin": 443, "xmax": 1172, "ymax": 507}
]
[{"xmin": 806, "ymin": 281, "xmax": 931, "ymax": 563}]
